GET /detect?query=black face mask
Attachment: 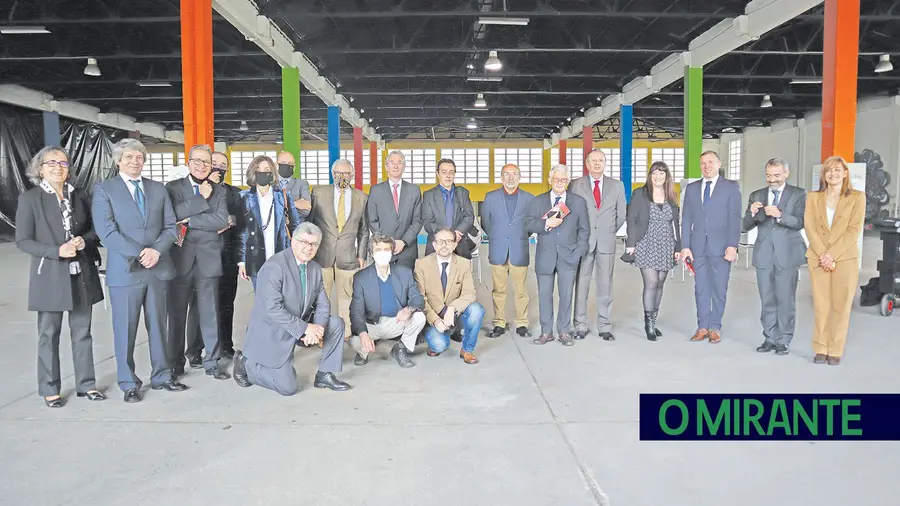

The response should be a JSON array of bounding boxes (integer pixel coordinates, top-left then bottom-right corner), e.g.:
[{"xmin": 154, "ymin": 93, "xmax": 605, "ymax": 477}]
[
  {"xmin": 212, "ymin": 169, "xmax": 227, "ymax": 182},
  {"xmin": 278, "ymin": 163, "xmax": 295, "ymax": 179},
  {"xmin": 256, "ymin": 172, "xmax": 274, "ymax": 187}
]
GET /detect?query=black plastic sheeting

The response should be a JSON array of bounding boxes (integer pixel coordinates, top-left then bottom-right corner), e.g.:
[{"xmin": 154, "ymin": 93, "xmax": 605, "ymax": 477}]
[{"xmin": 0, "ymin": 103, "xmax": 124, "ymax": 241}]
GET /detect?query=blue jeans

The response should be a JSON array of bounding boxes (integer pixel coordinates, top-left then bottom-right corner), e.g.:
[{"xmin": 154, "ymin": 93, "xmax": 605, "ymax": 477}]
[{"xmin": 426, "ymin": 302, "xmax": 484, "ymax": 354}]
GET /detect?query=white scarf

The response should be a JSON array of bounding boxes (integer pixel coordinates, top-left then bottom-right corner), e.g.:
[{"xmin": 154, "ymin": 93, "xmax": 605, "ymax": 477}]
[{"xmin": 40, "ymin": 180, "xmax": 80, "ymax": 274}]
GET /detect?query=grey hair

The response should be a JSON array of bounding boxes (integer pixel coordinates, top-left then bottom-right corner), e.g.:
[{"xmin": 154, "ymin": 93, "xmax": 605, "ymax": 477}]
[
  {"xmin": 187, "ymin": 144, "xmax": 212, "ymax": 160},
  {"xmin": 112, "ymin": 138, "xmax": 147, "ymax": 163},
  {"xmin": 766, "ymin": 157, "xmax": 790, "ymax": 171},
  {"xmin": 548, "ymin": 164, "xmax": 569, "ymax": 182},
  {"xmin": 293, "ymin": 221, "xmax": 323, "ymax": 240},
  {"xmin": 585, "ymin": 148, "xmax": 606, "ymax": 161},
  {"xmin": 26, "ymin": 145, "xmax": 69, "ymax": 185},
  {"xmin": 386, "ymin": 150, "xmax": 406, "ymax": 164},
  {"xmin": 331, "ymin": 158, "xmax": 353, "ymax": 172}
]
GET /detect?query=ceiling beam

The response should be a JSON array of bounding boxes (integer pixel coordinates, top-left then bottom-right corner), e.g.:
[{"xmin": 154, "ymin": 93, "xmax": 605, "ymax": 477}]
[
  {"xmin": 329, "ymin": 72, "xmax": 900, "ymax": 81},
  {"xmin": 0, "ymin": 16, "xmax": 227, "ymax": 24},
  {"xmin": 0, "ymin": 52, "xmax": 267, "ymax": 62},
  {"xmin": 0, "ymin": 84, "xmax": 183, "ymax": 143},
  {"xmin": 275, "ymin": 9, "xmax": 895, "ymax": 21}
]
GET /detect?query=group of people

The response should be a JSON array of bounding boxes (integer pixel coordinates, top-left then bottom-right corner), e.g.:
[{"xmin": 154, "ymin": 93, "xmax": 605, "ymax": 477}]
[{"xmin": 14, "ymin": 140, "xmax": 865, "ymax": 405}]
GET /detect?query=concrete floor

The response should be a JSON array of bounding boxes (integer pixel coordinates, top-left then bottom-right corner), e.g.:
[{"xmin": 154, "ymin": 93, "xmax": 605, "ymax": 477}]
[{"xmin": 0, "ymin": 236, "xmax": 897, "ymax": 506}]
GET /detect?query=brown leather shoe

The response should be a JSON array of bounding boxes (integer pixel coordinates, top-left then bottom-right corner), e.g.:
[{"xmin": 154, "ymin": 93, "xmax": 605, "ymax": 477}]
[
  {"xmin": 813, "ymin": 353, "xmax": 827, "ymax": 364},
  {"xmin": 533, "ymin": 333, "xmax": 555, "ymax": 345},
  {"xmin": 690, "ymin": 328, "xmax": 708, "ymax": 342},
  {"xmin": 826, "ymin": 355, "xmax": 841, "ymax": 366},
  {"xmin": 708, "ymin": 330, "xmax": 721, "ymax": 344},
  {"xmin": 459, "ymin": 351, "xmax": 479, "ymax": 364},
  {"xmin": 557, "ymin": 333, "xmax": 575, "ymax": 347}
]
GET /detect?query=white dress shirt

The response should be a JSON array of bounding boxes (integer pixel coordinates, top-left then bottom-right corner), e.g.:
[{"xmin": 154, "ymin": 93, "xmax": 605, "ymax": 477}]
[
  {"xmin": 388, "ymin": 178, "xmax": 403, "ymax": 204},
  {"xmin": 120, "ymin": 173, "xmax": 144, "ymax": 201},
  {"xmin": 550, "ymin": 190, "xmax": 567, "ymax": 207},
  {"xmin": 436, "ymin": 254, "xmax": 452, "ymax": 280},
  {"xmin": 768, "ymin": 184, "xmax": 786, "ymax": 206},
  {"xmin": 376, "ymin": 265, "xmax": 391, "ymax": 282},
  {"xmin": 334, "ymin": 186, "xmax": 352, "ymax": 222},
  {"xmin": 700, "ymin": 175, "xmax": 719, "ymax": 203},
  {"xmin": 259, "ymin": 189, "xmax": 277, "ymax": 261},
  {"xmin": 589, "ymin": 175, "xmax": 603, "ymax": 200}
]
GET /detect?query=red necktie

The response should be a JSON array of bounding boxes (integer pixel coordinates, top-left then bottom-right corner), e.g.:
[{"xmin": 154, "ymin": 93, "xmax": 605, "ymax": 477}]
[
  {"xmin": 593, "ymin": 180, "xmax": 601, "ymax": 209},
  {"xmin": 392, "ymin": 183, "xmax": 400, "ymax": 212}
]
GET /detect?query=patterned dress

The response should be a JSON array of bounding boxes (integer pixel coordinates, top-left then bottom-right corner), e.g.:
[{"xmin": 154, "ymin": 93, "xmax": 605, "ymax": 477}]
[{"xmin": 634, "ymin": 202, "xmax": 676, "ymax": 271}]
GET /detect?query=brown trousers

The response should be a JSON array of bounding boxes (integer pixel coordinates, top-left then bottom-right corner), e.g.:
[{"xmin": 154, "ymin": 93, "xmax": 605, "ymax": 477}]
[
  {"xmin": 490, "ymin": 262, "xmax": 529, "ymax": 328},
  {"xmin": 321, "ymin": 266, "xmax": 357, "ymax": 339},
  {"xmin": 807, "ymin": 260, "xmax": 858, "ymax": 358}
]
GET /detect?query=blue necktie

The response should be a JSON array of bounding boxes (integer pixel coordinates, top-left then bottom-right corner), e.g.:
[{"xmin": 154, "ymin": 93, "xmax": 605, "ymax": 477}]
[
  {"xmin": 193, "ymin": 184, "xmax": 200, "ymax": 196},
  {"xmin": 440, "ymin": 261, "xmax": 448, "ymax": 293},
  {"xmin": 130, "ymin": 180, "xmax": 146, "ymax": 216},
  {"xmin": 772, "ymin": 189, "xmax": 780, "ymax": 207},
  {"xmin": 443, "ymin": 189, "xmax": 454, "ymax": 228},
  {"xmin": 553, "ymin": 196, "xmax": 561, "ymax": 207},
  {"xmin": 703, "ymin": 181, "xmax": 711, "ymax": 206}
]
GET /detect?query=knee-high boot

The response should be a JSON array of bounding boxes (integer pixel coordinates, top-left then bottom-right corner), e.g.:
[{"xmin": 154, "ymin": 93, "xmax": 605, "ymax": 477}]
[
  {"xmin": 644, "ymin": 311, "xmax": 657, "ymax": 341},
  {"xmin": 651, "ymin": 310, "xmax": 662, "ymax": 337}
]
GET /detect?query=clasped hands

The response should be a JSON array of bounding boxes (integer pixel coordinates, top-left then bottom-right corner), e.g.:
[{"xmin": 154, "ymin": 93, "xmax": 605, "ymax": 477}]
[
  {"xmin": 357, "ymin": 307, "xmax": 415, "ymax": 353},
  {"xmin": 818, "ymin": 253, "xmax": 836, "ymax": 272},
  {"xmin": 58, "ymin": 236, "xmax": 86, "ymax": 258},
  {"xmin": 301, "ymin": 323, "xmax": 325, "ymax": 346},
  {"xmin": 433, "ymin": 306, "xmax": 456, "ymax": 333}
]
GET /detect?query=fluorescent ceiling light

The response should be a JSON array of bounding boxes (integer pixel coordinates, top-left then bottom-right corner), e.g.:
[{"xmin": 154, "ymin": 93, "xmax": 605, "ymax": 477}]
[
  {"xmin": 466, "ymin": 76, "xmax": 502, "ymax": 82},
  {"xmin": 789, "ymin": 78, "xmax": 822, "ymax": 84},
  {"xmin": 0, "ymin": 26, "xmax": 50, "ymax": 34},
  {"xmin": 710, "ymin": 108, "xmax": 738, "ymax": 112},
  {"xmin": 466, "ymin": 119, "xmax": 478, "ymax": 129},
  {"xmin": 722, "ymin": 127, "xmax": 736, "ymax": 133},
  {"xmin": 474, "ymin": 93, "xmax": 487, "ymax": 108},
  {"xmin": 875, "ymin": 54, "xmax": 893, "ymax": 73},
  {"xmin": 484, "ymin": 50, "xmax": 502, "ymax": 71},
  {"xmin": 137, "ymin": 81, "xmax": 172, "ymax": 87},
  {"xmin": 477, "ymin": 17, "xmax": 530, "ymax": 26}
]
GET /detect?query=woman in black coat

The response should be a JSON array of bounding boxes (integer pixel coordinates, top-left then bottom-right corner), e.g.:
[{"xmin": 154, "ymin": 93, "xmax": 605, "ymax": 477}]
[
  {"xmin": 15, "ymin": 146, "xmax": 106, "ymax": 407},
  {"xmin": 625, "ymin": 161, "xmax": 682, "ymax": 341}
]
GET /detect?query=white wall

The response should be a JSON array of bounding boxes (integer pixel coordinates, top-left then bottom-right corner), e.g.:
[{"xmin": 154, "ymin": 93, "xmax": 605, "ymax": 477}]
[{"xmin": 740, "ymin": 95, "xmax": 900, "ymax": 216}]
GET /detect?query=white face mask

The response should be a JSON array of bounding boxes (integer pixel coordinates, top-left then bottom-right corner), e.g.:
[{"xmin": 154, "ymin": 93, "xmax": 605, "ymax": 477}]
[{"xmin": 373, "ymin": 251, "xmax": 393, "ymax": 266}]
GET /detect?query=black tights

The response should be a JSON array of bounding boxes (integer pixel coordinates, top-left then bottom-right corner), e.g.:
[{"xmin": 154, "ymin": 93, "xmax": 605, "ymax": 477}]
[{"xmin": 640, "ymin": 269, "xmax": 669, "ymax": 313}]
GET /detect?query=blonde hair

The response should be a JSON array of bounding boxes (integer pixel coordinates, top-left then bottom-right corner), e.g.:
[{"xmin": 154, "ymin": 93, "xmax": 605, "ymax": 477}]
[{"xmin": 818, "ymin": 156, "xmax": 852, "ymax": 196}]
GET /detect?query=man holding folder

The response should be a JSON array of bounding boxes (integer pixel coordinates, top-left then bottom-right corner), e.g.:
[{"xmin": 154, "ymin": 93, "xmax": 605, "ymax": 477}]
[{"xmin": 524, "ymin": 165, "xmax": 590, "ymax": 346}]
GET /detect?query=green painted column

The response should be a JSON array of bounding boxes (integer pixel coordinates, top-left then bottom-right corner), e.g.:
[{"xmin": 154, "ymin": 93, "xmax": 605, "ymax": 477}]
[
  {"xmin": 683, "ymin": 66, "xmax": 703, "ymax": 179},
  {"xmin": 282, "ymin": 66, "xmax": 302, "ymax": 177}
]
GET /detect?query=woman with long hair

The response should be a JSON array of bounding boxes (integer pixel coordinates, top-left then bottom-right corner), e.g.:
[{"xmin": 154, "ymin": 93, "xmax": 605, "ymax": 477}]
[
  {"xmin": 238, "ymin": 154, "xmax": 301, "ymax": 290},
  {"xmin": 625, "ymin": 161, "xmax": 682, "ymax": 340},
  {"xmin": 804, "ymin": 155, "xmax": 866, "ymax": 365},
  {"xmin": 15, "ymin": 146, "xmax": 106, "ymax": 407}
]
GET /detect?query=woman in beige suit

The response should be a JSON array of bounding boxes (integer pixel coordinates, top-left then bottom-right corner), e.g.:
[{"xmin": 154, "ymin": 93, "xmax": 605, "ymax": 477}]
[{"xmin": 805, "ymin": 156, "xmax": 866, "ymax": 365}]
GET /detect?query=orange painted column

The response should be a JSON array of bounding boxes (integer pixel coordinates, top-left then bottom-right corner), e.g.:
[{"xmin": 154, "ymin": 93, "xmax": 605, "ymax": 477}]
[
  {"xmin": 180, "ymin": 0, "xmax": 215, "ymax": 156},
  {"xmin": 582, "ymin": 126, "xmax": 593, "ymax": 175},
  {"xmin": 559, "ymin": 140, "xmax": 567, "ymax": 165},
  {"xmin": 821, "ymin": 0, "xmax": 860, "ymax": 162}
]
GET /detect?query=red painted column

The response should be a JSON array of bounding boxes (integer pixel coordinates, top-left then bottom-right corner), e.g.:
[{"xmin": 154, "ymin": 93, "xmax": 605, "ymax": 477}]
[
  {"xmin": 180, "ymin": 0, "xmax": 214, "ymax": 154},
  {"xmin": 353, "ymin": 127, "xmax": 363, "ymax": 189},
  {"xmin": 559, "ymin": 140, "xmax": 567, "ymax": 165},
  {"xmin": 821, "ymin": 0, "xmax": 860, "ymax": 162},
  {"xmin": 582, "ymin": 126, "xmax": 593, "ymax": 175},
  {"xmin": 369, "ymin": 142, "xmax": 378, "ymax": 186}
]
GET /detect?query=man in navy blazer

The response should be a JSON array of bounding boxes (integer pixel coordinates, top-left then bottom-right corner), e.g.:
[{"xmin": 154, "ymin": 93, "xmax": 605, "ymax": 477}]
[
  {"xmin": 680, "ymin": 151, "xmax": 743, "ymax": 344},
  {"xmin": 348, "ymin": 233, "xmax": 427, "ymax": 368},
  {"xmin": 525, "ymin": 165, "xmax": 590, "ymax": 346},
  {"xmin": 92, "ymin": 139, "xmax": 187, "ymax": 402},
  {"xmin": 480, "ymin": 163, "xmax": 534, "ymax": 338}
]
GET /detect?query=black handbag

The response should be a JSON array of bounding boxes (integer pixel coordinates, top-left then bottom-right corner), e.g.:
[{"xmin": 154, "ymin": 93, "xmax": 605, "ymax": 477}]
[{"xmin": 620, "ymin": 251, "xmax": 635, "ymax": 264}]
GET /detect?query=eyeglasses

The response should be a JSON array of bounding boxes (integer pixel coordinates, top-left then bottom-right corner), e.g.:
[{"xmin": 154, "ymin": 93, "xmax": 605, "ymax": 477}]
[
  {"xmin": 42, "ymin": 161, "xmax": 70, "ymax": 168},
  {"xmin": 295, "ymin": 239, "xmax": 320, "ymax": 249},
  {"xmin": 190, "ymin": 158, "xmax": 212, "ymax": 167},
  {"xmin": 434, "ymin": 239, "xmax": 456, "ymax": 246}
]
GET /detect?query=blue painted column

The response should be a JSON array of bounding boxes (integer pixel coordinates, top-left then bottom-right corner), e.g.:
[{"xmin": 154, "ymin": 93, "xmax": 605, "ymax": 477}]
[
  {"xmin": 326, "ymin": 105, "xmax": 340, "ymax": 184},
  {"xmin": 620, "ymin": 104, "xmax": 633, "ymax": 203},
  {"xmin": 43, "ymin": 111, "xmax": 60, "ymax": 145}
]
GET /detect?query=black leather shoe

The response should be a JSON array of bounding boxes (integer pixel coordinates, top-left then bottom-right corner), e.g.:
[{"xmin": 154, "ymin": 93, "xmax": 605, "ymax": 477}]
[
  {"xmin": 354, "ymin": 353, "xmax": 368, "ymax": 366},
  {"xmin": 390, "ymin": 343, "xmax": 415, "ymax": 368},
  {"xmin": 573, "ymin": 330, "xmax": 588, "ymax": 340},
  {"xmin": 188, "ymin": 355, "xmax": 203, "ymax": 369},
  {"xmin": 314, "ymin": 371, "xmax": 351, "ymax": 391},
  {"xmin": 516, "ymin": 326, "xmax": 532, "ymax": 337},
  {"xmin": 206, "ymin": 368, "xmax": 231, "ymax": 380},
  {"xmin": 600, "ymin": 332, "xmax": 615, "ymax": 341},
  {"xmin": 123, "ymin": 389, "xmax": 141, "ymax": 403},
  {"xmin": 151, "ymin": 380, "xmax": 188, "ymax": 392},
  {"xmin": 487, "ymin": 325, "xmax": 507, "ymax": 338},
  {"xmin": 756, "ymin": 341, "xmax": 776, "ymax": 353},
  {"xmin": 232, "ymin": 351, "xmax": 252, "ymax": 388},
  {"xmin": 77, "ymin": 390, "xmax": 107, "ymax": 401},
  {"xmin": 221, "ymin": 348, "xmax": 236, "ymax": 359},
  {"xmin": 774, "ymin": 345, "xmax": 790, "ymax": 355}
]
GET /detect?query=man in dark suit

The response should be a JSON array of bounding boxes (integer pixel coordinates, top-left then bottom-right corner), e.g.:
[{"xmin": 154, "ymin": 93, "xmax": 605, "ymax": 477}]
[
  {"xmin": 366, "ymin": 150, "xmax": 423, "ymax": 270},
  {"xmin": 742, "ymin": 157, "xmax": 807, "ymax": 355},
  {"xmin": 185, "ymin": 150, "xmax": 243, "ymax": 363},
  {"xmin": 421, "ymin": 158, "xmax": 477, "ymax": 259},
  {"xmin": 524, "ymin": 165, "xmax": 590, "ymax": 346},
  {"xmin": 348, "ymin": 232, "xmax": 426, "ymax": 368},
  {"xmin": 480, "ymin": 163, "xmax": 534, "ymax": 338},
  {"xmin": 309, "ymin": 159, "xmax": 369, "ymax": 340},
  {"xmin": 569, "ymin": 149, "xmax": 627, "ymax": 341},
  {"xmin": 164, "ymin": 144, "xmax": 231, "ymax": 380},
  {"xmin": 275, "ymin": 150, "xmax": 312, "ymax": 220},
  {"xmin": 92, "ymin": 139, "xmax": 187, "ymax": 402},
  {"xmin": 232, "ymin": 222, "xmax": 351, "ymax": 395},
  {"xmin": 681, "ymin": 150, "xmax": 743, "ymax": 344}
]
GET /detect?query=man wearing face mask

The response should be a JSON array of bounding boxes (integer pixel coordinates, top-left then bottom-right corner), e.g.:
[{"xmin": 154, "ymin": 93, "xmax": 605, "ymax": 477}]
[
  {"xmin": 348, "ymin": 233, "xmax": 426, "ymax": 367},
  {"xmin": 275, "ymin": 151, "xmax": 312, "ymax": 220},
  {"xmin": 309, "ymin": 159, "xmax": 369, "ymax": 341},
  {"xmin": 185, "ymin": 151, "xmax": 243, "ymax": 363},
  {"xmin": 164, "ymin": 144, "xmax": 231, "ymax": 380}
]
